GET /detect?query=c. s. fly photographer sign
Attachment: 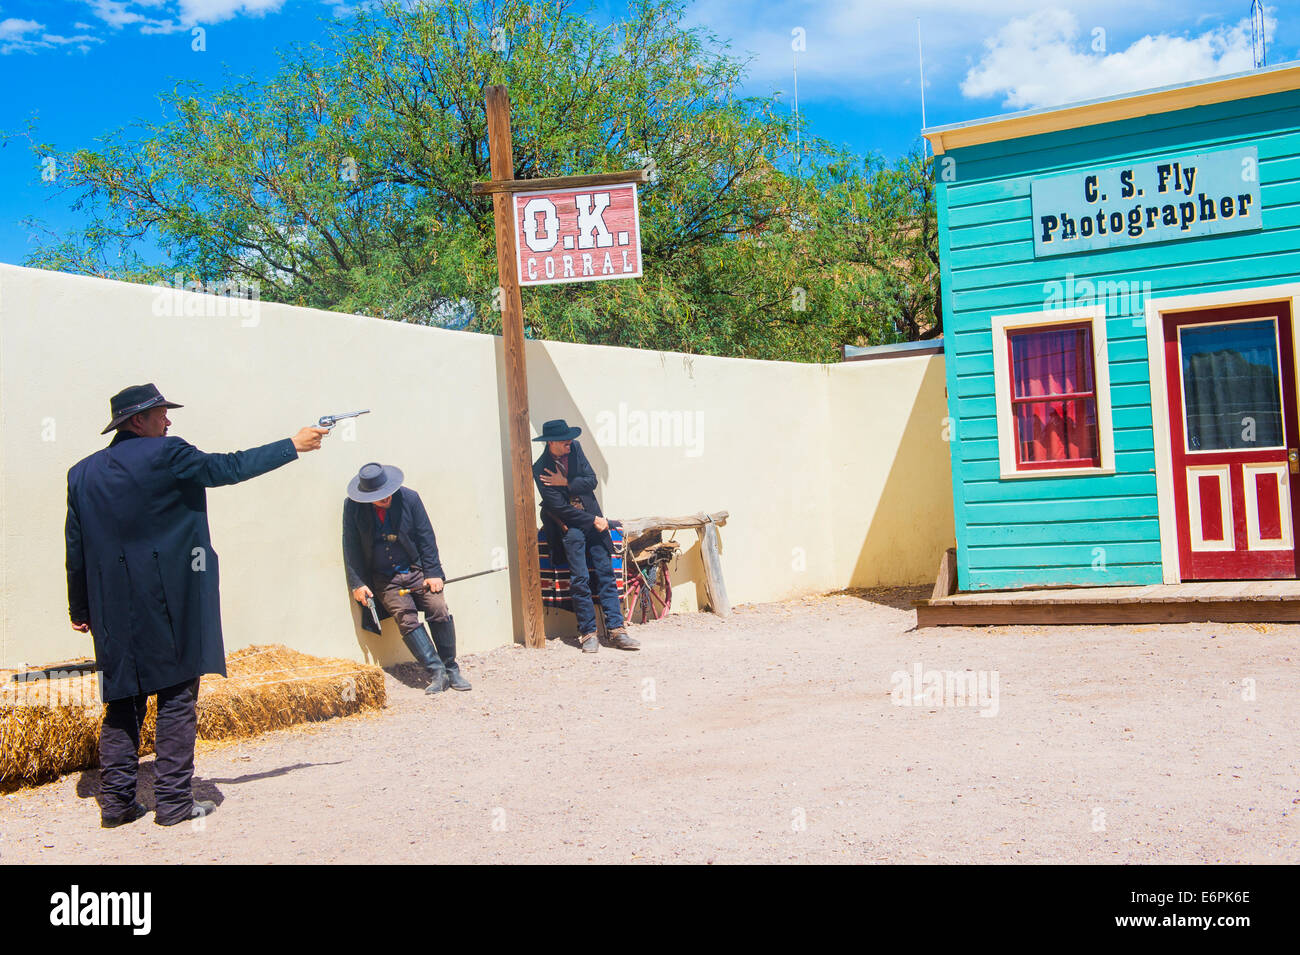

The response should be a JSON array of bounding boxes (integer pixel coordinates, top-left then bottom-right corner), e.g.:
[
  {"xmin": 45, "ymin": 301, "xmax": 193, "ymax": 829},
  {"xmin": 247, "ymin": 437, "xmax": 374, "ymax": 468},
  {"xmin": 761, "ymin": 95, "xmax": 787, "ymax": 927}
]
[
  {"xmin": 1031, "ymin": 145, "xmax": 1262, "ymax": 257},
  {"xmin": 513, "ymin": 182, "xmax": 643, "ymax": 286}
]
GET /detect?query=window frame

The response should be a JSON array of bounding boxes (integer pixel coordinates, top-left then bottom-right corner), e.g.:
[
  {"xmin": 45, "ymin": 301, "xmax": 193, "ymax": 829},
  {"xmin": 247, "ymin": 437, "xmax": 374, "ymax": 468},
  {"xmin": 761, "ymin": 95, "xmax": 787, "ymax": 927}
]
[{"xmin": 991, "ymin": 306, "xmax": 1115, "ymax": 479}]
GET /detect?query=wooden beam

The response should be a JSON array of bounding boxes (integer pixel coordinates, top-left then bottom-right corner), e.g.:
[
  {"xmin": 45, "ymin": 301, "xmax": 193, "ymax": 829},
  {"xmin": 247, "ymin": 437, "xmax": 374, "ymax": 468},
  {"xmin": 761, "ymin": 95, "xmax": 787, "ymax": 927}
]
[
  {"xmin": 617, "ymin": 511, "xmax": 729, "ymax": 537},
  {"xmin": 472, "ymin": 169, "xmax": 651, "ymax": 196},
  {"xmin": 915, "ymin": 598, "xmax": 1300, "ymax": 627},
  {"xmin": 485, "ymin": 84, "xmax": 546, "ymax": 649}
]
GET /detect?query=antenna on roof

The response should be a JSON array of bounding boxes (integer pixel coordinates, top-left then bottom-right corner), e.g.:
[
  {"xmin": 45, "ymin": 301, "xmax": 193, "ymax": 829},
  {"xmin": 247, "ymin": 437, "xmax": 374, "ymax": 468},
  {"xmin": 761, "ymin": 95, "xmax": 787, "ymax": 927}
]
[
  {"xmin": 917, "ymin": 18, "xmax": 928, "ymax": 155},
  {"xmin": 1251, "ymin": 0, "xmax": 1267, "ymax": 69}
]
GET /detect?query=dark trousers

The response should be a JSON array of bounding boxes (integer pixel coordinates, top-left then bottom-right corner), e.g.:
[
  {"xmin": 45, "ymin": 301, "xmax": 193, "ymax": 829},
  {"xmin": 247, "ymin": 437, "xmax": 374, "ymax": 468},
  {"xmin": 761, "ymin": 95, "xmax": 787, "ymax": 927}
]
[
  {"xmin": 99, "ymin": 677, "xmax": 200, "ymax": 823},
  {"xmin": 562, "ymin": 525, "xmax": 624, "ymax": 635},
  {"xmin": 377, "ymin": 568, "xmax": 450, "ymax": 636}
]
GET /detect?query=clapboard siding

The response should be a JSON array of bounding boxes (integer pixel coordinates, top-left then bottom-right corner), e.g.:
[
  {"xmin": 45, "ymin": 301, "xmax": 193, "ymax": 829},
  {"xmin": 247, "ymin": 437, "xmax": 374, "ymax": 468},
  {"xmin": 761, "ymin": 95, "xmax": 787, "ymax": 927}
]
[
  {"xmin": 937, "ymin": 85, "xmax": 1300, "ymax": 592},
  {"xmin": 968, "ymin": 565, "xmax": 1165, "ymax": 589}
]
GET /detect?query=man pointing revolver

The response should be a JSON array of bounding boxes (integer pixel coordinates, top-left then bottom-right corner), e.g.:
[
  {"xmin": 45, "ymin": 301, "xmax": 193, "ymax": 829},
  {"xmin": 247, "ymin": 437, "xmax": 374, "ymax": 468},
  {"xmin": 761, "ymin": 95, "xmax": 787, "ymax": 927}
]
[{"xmin": 65, "ymin": 383, "xmax": 328, "ymax": 829}]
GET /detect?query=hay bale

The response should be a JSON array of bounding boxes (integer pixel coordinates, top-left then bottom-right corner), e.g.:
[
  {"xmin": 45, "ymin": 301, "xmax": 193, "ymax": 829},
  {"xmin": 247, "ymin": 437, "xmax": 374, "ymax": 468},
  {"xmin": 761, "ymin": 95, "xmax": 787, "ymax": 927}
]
[
  {"xmin": 0, "ymin": 704, "xmax": 101, "ymax": 791},
  {"xmin": 196, "ymin": 645, "xmax": 386, "ymax": 741},
  {"xmin": 0, "ymin": 645, "xmax": 385, "ymax": 791},
  {"xmin": 0, "ymin": 663, "xmax": 118, "ymax": 791}
]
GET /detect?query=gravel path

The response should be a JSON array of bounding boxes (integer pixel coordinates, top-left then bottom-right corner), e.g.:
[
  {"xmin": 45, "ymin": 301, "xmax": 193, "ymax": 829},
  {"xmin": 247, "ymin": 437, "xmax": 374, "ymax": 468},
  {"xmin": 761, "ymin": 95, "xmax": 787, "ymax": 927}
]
[{"xmin": 3, "ymin": 588, "xmax": 1298, "ymax": 864}]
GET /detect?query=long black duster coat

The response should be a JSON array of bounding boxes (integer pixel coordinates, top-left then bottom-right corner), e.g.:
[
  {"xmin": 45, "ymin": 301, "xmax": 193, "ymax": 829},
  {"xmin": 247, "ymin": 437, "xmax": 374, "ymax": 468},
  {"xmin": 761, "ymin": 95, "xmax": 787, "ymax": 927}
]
[
  {"xmin": 341, "ymin": 487, "xmax": 446, "ymax": 635},
  {"xmin": 65, "ymin": 430, "xmax": 298, "ymax": 701}
]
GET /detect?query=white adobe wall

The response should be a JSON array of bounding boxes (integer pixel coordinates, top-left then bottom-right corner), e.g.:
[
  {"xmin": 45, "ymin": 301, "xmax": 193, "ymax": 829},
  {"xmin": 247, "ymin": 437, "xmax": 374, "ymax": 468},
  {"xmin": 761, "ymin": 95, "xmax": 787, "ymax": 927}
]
[{"xmin": 0, "ymin": 263, "xmax": 951, "ymax": 668}]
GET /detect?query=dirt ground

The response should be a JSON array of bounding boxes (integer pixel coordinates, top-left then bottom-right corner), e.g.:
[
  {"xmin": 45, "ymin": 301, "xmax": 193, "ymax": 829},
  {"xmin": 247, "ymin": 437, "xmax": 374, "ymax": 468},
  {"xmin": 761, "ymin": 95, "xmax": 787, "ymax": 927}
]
[{"xmin": 3, "ymin": 587, "xmax": 1298, "ymax": 864}]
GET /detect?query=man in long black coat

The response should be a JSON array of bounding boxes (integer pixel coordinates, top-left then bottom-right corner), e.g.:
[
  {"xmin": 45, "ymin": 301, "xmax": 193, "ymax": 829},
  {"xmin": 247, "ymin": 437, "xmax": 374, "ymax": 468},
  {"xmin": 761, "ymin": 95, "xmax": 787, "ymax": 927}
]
[
  {"xmin": 532, "ymin": 419, "xmax": 637, "ymax": 653},
  {"xmin": 66, "ymin": 383, "xmax": 327, "ymax": 827}
]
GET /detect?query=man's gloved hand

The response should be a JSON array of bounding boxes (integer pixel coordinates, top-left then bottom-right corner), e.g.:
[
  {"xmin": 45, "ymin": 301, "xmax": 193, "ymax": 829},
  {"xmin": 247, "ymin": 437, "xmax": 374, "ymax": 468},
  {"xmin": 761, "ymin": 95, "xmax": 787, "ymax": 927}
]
[{"xmin": 593, "ymin": 516, "xmax": 609, "ymax": 532}]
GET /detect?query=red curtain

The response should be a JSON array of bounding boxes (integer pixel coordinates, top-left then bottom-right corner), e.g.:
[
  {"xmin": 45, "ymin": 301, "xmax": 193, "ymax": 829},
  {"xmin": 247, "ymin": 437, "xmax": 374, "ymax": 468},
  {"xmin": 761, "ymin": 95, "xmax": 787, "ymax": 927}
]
[{"xmin": 1010, "ymin": 326, "xmax": 1098, "ymax": 465}]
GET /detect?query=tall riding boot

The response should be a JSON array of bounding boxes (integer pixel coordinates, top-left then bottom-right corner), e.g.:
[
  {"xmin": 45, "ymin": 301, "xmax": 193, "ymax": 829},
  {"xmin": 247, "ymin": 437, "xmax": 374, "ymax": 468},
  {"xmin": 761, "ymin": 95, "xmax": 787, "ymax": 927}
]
[
  {"xmin": 429, "ymin": 617, "xmax": 471, "ymax": 691},
  {"xmin": 401, "ymin": 624, "xmax": 449, "ymax": 695}
]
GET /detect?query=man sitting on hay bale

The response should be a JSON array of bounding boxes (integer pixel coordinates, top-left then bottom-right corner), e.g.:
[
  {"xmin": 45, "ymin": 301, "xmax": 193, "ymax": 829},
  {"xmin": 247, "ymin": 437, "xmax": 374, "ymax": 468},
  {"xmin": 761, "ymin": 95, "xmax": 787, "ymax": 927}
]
[
  {"xmin": 532, "ymin": 419, "xmax": 638, "ymax": 653},
  {"xmin": 342, "ymin": 463, "xmax": 471, "ymax": 695},
  {"xmin": 65, "ymin": 383, "xmax": 328, "ymax": 828}
]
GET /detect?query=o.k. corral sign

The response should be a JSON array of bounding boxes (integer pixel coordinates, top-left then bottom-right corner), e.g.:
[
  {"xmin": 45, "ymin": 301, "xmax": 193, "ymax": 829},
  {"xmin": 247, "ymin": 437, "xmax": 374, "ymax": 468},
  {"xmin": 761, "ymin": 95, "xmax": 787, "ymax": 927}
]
[
  {"xmin": 1031, "ymin": 145, "xmax": 1262, "ymax": 257},
  {"xmin": 513, "ymin": 182, "xmax": 643, "ymax": 286}
]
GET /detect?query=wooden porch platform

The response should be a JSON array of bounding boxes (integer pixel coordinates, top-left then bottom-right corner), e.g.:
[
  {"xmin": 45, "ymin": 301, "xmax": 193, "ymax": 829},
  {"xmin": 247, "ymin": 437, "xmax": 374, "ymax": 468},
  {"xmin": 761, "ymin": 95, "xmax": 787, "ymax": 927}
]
[{"xmin": 915, "ymin": 580, "xmax": 1300, "ymax": 627}]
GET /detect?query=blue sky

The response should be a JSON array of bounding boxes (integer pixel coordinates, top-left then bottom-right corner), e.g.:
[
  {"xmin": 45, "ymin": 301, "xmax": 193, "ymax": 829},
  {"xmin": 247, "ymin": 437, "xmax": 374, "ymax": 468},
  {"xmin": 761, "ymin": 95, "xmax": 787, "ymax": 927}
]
[{"xmin": 0, "ymin": 0, "xmax": 1296, "ymax": 267}]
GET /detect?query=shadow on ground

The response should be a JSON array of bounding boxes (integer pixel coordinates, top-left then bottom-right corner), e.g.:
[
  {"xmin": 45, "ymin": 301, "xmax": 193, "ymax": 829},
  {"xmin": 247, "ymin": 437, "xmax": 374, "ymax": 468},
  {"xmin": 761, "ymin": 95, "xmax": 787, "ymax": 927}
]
[
  {"xmin": 74, "ymin": 759, "xmax": 344, "ymax": 811},
  {"xmin": 827, "ymin": 585, "xmax": 931, "ymax": 612},
  {"xmin": 384, "ymin": 663, "xmax": 434, "ymax": 690}
]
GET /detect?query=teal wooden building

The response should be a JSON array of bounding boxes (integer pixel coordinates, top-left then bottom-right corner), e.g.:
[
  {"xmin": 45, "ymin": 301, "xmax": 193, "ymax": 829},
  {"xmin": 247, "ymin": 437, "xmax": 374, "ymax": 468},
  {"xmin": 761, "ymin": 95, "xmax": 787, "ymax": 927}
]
[{"xmin": 923, "ymin": 62, "xmax": 1300, "ymax": 593}]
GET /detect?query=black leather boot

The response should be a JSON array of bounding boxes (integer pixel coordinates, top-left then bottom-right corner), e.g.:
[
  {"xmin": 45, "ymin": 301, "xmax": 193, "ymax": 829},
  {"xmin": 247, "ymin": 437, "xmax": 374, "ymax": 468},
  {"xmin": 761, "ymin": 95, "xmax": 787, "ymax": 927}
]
[
  {"xmin": 402, "ymin": 624, "xmax": 449, "ymax": 694},
  {"xmin": 430, "ymin": 617, "xmax": 471, "ymax": 691}
]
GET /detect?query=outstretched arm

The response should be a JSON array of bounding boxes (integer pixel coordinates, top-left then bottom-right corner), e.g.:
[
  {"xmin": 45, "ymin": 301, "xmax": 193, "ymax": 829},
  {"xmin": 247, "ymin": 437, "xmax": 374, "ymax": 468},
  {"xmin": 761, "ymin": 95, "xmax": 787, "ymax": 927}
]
[{"xmin": 160, "ymin": 428, "xmax": 325, "ymax": 487}]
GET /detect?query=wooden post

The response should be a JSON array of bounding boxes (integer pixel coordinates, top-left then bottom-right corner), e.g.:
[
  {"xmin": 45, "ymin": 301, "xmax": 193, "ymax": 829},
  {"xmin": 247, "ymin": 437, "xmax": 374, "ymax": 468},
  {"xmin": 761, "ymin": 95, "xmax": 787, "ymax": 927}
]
[
  {"xmin": 485, "ymin": 85, "xmax": 545, "ymax": 648},
  {"xmin": 700, "ymin": 520, "xmax": 731, "ymax": 617},
  {"xmin": 931, "ymin": 547, "xmax": 958, "ymax": 601}
]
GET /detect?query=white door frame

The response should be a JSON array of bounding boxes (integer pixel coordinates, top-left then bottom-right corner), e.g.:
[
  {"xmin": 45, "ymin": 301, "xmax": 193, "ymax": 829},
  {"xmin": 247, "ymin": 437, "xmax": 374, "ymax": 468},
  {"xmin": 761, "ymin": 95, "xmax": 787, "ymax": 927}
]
[{"xmin": 1144, "ymin": 282, "xmax": 1300, "ymax": 583}]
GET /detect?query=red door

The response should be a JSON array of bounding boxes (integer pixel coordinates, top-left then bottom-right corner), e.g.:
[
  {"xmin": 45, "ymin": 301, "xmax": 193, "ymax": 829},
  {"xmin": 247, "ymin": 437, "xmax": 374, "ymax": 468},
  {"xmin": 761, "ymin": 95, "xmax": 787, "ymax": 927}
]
[{"xmin": 1165, "ymin": 302, "xmax": 1300, "ymax": 580}]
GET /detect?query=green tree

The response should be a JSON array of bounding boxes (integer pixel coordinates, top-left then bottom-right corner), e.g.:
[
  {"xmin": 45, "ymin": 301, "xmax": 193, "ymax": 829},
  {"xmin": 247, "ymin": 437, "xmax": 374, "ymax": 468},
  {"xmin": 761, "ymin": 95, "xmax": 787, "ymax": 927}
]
[{"xmin": 25, "ymin": 0, "xmax": 939, "ymax": 362}]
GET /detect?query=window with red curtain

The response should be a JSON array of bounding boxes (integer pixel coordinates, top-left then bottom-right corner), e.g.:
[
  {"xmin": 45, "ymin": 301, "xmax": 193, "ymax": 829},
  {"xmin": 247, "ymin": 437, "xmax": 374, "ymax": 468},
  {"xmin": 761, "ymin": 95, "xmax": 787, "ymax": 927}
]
[{"xmin": 1007, "ymin": 322, "xmax": 1100, "ymax": 470}]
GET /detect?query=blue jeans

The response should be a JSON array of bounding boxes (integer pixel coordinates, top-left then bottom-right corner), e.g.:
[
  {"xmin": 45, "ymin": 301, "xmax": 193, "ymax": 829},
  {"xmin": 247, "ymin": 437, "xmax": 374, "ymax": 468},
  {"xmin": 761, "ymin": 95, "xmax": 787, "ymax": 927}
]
[{"xmin": 562, "ymin": 525, "xmax": 624, "ymax": 635}]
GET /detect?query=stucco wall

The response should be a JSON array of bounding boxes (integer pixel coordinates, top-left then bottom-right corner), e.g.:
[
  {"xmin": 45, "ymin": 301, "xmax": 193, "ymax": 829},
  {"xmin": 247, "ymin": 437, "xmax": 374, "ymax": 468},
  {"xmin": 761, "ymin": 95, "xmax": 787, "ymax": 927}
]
[{"xmin": 0, "ymin": 263, "xmax": 952, "ymax": 669}]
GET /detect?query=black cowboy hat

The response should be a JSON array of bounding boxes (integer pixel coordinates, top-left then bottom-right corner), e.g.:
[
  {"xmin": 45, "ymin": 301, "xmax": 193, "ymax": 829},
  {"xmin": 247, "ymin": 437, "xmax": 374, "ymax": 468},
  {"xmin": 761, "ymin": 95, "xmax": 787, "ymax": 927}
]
[
  {"xmin": 532, "ymin": 418, "xmax": 582, "ymax": 442},
  {"xmin": 347, "ymin": 462, "xmax": 405, "ymax": 503},
  {"xmin": 102, "ymin": 383, "xmax": 184, "ymax": 435}
]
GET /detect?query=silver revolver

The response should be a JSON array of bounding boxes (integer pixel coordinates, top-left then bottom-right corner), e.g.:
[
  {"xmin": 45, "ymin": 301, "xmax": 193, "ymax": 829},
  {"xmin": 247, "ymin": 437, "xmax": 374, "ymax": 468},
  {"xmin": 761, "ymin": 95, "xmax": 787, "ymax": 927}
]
[{"xmin": 318, "ymin": 409, "xmax": 370, "ymax": 430}]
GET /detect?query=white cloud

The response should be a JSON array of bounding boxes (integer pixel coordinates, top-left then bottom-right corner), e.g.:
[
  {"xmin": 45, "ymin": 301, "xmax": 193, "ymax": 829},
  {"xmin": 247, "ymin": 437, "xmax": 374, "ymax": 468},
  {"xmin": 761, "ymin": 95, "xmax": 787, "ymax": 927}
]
[
  {"xmin": 77, "ymin": 0, "xmax": 288, "ymax": 34},
  {"xmin": 680, "ymin": 0, "xmax": 1296, "ymax": 122},
  {"xmin": 0, "ymin": 17, "xmax": 103, "ymax": 54},
  {"xmin": 43, "ymin": 33, "xmax": 106, "ymax": 46},
  {"xmin": 0, "ymin": 17, "xmax": 43, "ymax": 40},
  {"xmin": 176, "ymin": 0, "xmax": 287, "ymax": 26},
  {"xmin": 82, "ymin": 1, "xmax": 149, "ymax": 29},
  {"xmin": 961, "ymin": 8, "xmax": 1274, "ymax": 109}
]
